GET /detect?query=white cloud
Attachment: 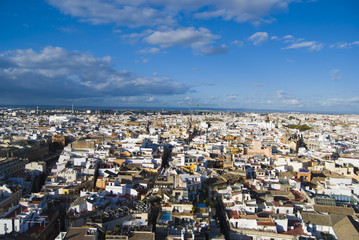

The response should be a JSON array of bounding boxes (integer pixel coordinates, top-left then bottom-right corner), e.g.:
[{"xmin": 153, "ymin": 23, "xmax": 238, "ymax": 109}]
[
  {"xmin": 282, "ymin": 99, "xmax": 299, "ymax": 105},
  {"xmin": 137, "ymin": 47, "xmax": 162, "ymax": 54},
  {"xmin": 112, "ymin": 28, "xmax": 122, "ymax": 34},
  {"xmin": 276, "ymin": 90, "xmax": 285, "ymax": 99},
  {"xmin": 321, "ymin": 97, "xmax": 359, "ymax": 106},
  {"xmin": 198, "ymin": 44, "xmax": 228, "ymax": 55},
  {"xmin": 144, "ymin": 27, "xmax": 218, "ymax": 48},
  {"xmin": 121, "ymin": 29, "xmax": 155, "ymax": 40},
  {"xmin": 330, "ymin": 41, "xmax": 359, "ymax": 49},
  {"xmin": 46, "ymin": 0, "xmax": 175, "ymax": 27},
  {"xmin": 134, "ymin": 57, "xmax": 149, "ymax": 64},
  {"xmin": 330, "ymin": 68, "xmax": 342, "ymax": 81},
  {"xmin": 275, "ymin": 89, "xmax": 300, "ymax": 105},
  {"xmin": 283, "ymin": 34, "xmax": 293, "ymax": 39},
  {"xmin": 184, "ymin": 96, "xmax": 193, "ymax": 102},
  {"xmin": 232, "ymin": 40, "xmax": 244, "ymax": 47},
  {"xmin": 331, "ymin": 69, "xmax": 340, "ymax": 75},
  {"xmin": 143, "ymin": 27, "xmax": 226, "ymax": 55},
  {"xmin": 280, "ymin": 34, "xmax": 296, "ymax": 43},
  {"xmin": 0, "ymin": 46, "xmax": 188, "ymax": 103},
  {"xmin": 248, "ymin": 32, "xmax": 269, "ymax": 45},
  {"xmin": 271, "ymin": 34, "xmax": 295, "ymax": 42},
  {"xmin": 145, "ymin": 96, "xmax": 155, "ymax": 102},
  {"xmin": 283, "ymin": 41, "xmax": 323, "ymax": 51},
  {"xmin": 270, "ymin": 34, "xmax": 324, "ymax": 51},
  {"xmin": 46, "ymin": 0, "xmax": 308, "ymax": 55},
  {"xmin": 193, "ymin": 0, "xmax": 292, "ymax": 25},
  {"xmin": 47, "ymin": 0, "xmax": 297, "ymax": 27},
  {"xmin": 227, "ymin": 94, "xmax": 238, "ymax": 100}
]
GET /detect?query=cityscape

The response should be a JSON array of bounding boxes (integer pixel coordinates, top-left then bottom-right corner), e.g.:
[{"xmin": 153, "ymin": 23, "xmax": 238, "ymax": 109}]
[
  {"xmin": 0, "ymin": 108, "xmax": 359, "ymax": 240},
  {"xmin": 1, "ymin": 1, "xmax": 359, "ymax": 240}
]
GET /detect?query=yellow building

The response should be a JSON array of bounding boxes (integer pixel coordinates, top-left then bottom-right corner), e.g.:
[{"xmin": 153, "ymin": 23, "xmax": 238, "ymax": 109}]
[{"xmin": 96, "ymin": 176, "xmax": 107, "ymax": 189}]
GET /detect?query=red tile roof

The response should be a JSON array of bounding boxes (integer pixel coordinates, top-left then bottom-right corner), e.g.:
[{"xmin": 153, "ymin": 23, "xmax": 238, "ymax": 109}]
[
  {"xmin": 283, "ymin": 224, "xmax": 309, "ymax": 236},
  {"xmin": 257, "ymin": 221, "xmax": 276, "ymax": 226},
  {"xmin": 226, "ymin": 210, "xmax": 240, "ymax": 219},
  {"xmin": 2, "ymin": 205, "xmax": 28, "ymax": 218}
]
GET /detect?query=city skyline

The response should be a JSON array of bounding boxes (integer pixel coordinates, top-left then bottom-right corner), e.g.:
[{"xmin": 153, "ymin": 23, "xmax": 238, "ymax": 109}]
[{"xmin": 1, "ymin": 0, "xmax": 359, "ymax": 113}]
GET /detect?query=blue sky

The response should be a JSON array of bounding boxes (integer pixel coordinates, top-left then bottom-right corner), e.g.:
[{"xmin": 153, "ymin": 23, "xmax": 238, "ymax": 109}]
[{"xmin": 0, "ymin": 0, "xmax": 358, "ymax": 113}]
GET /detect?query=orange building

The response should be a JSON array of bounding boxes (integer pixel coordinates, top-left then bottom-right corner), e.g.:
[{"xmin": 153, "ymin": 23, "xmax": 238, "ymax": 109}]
[
  {"xmin": 96, "ymin": 176, "xmax": 106, "ymax": 189},
  {"xmin": 297, "ymin": 168, "xmax": 311, "ymax": 182}
]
